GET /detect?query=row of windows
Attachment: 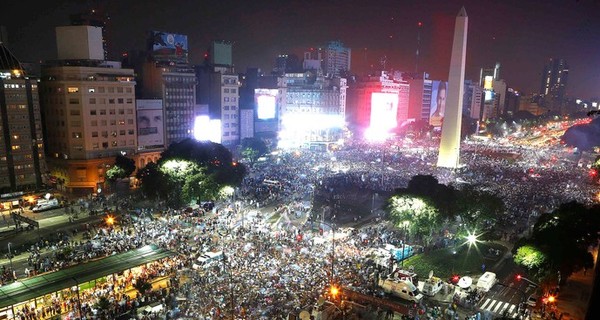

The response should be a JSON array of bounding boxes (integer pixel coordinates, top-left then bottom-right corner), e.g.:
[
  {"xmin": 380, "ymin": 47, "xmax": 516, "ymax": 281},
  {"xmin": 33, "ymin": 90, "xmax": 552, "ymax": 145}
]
[
  {"xmin": 223, "ymin": 97, "xmax": 237, "ymax": 102},
  {"xmin": 90, "ymin": 109, "xmax": 135, "ymax": 115},
  {"xmin": 65, "ymin": 86, "xmax": 133, "ymax": 94},
  {"xmin": 223, "ymin": 88, "xmax": 237, "ymax": 93},
  {"xmin": 223, "ymin": 106, "xmax": 237, "ymax": 111},
  {"xmin": 69, "ymin": 98, "xmax": 134, "ymax": 105},
  {"xmin": 90, "ymin": 119, "xmax": 134, "ymax": 126},
  {"xmin": 90, "ymin": 130, "xmax": 135, "ymax": 137}
]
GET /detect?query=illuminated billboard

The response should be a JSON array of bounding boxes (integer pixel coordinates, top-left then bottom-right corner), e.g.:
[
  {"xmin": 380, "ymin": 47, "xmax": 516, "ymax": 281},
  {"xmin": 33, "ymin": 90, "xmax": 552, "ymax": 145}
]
[
  {"xmin": 370, "ymin": 92, "xmax": 398, "ymax": 130},
  {"xmin": 150, "ymin": 31, "xmax": 188, "ymax": 63},
  {"xmin": 137, "ymin": 99, "xmax": 164, "ymax": 149},
  {"xmin": 193, "ymin": 116, "xmax": 221, "ymax": 143},
  {"xmin": 255, "ymin": 89, "xmax": 278, "ymax": 120},
  {"xmin": 429, "ymin": 81, "xmax": 447, "ymax": 127}
]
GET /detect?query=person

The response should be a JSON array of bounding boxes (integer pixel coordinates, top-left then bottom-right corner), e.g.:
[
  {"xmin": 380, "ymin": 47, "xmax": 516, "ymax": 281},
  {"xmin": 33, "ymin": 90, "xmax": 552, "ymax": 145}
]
[{"xmin": 430, "ymin": 81, "xmax": 447, "ymax": 127}]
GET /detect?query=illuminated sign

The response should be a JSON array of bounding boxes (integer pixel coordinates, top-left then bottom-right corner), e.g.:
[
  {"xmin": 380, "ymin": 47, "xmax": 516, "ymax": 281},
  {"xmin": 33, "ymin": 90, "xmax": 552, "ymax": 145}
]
[
  {"xmin": 370, "ymin": 92, "xmax": 398, "ymax": 130},
  {"xmin": 193, "ymin": 116, "xmax": 222, "ymax": 143},
  {"xmin": 150, "ymin": 31, "xmax": 188, "ymax": 63},
  {"xmin": 255, "ymin": 89, "xmax": 278, "ymax": 120}
]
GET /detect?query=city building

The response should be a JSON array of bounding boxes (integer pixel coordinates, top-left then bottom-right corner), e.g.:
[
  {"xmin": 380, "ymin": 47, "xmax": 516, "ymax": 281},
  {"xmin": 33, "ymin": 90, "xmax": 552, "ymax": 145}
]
[
  {"xmin": 322, "ymin": 41, "xmax": 351, "ymax": 78},
  {"xmin": 0, "ymin": 43, "xmax": 47, "ymax": 194},
  {"xmin": 462, "ymin": 79, "xmax": 483, "ymax": 120},
  {"xmin": 69, "ymin": 5, "xmax": 110, "ymax": 60},
  {"xmin": 278, "ymin": 72, "xmax": 347, "ymax": 149},
  {"xmin": 195, "ymin": 41, "xmax": 240, "ymax": 148},
  {"xmin": 39, "ymin": 25, "xmax": 136, "ymax": 194},
  {"xmin": 404, "ymin": 74, "xmax": 433, "ymax": 124},
  {"xmin": 540, "ymin": 58, "xmax": 569, "ymax": 114},
  {"xmin": 346, "ymin": 71, "xmax": 406, "ymax": 140}
]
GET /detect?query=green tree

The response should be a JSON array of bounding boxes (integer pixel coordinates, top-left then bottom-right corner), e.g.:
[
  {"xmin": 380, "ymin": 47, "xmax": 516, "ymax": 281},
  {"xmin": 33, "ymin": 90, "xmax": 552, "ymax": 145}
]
[
  {"xmin": 454, "ymin": 184, "xmax": 502, "ymax": 232},
  {"xmin": 386, "ymin": 195, "xmax": 440, "ymax": 247},
  {"xmin": 136, "ymin": 162, "xmax": 168, "ymax": 200},
  {"xmin": 240, "ymin": 137, "xmax": 269, "ymax": 166},
  {"xmin": 106, "ymin": 155, "xmax": 136, "ymax": 181},
  {"xmin": 514, "ymin": 245, "xmax": 546, "ymax": 269}
]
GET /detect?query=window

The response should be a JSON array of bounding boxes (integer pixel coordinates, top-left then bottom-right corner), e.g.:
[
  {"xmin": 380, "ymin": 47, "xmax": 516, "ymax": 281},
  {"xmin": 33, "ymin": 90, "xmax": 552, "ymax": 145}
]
[
  {"xmin": 118, "ymin": 98, "xmax": 124, "ymax": 104},
  {"xmin": 89, "ymin": 98, "xmax": 96, "ymax": 104},
  {"xmin": 90, "ymin": 110, "xmax": 97, "ymax": 115},
  {"xmin": 68, "ymin": 87, "xmax": 79, "ymax": 93},
  {"xmin": 100, "ymin": 120, "xmax": 107, "ymax": 126},
  {"xmin": 92, "ymin": 132, "xmax": 98, "ymax": 137},
  {"xmin": 109, "ymin": 109, "xmax": 115, "ymax": 115},
  {"xmin": 100, "ymin": 109, "xmax": 106, "ymax": 115},
  {"xmin": 88, "ymin": 88, "xmax": 96, "ymax": 93},
  {"xmin": 231, "ymin": 88, "xmax": 237, "ymax": 93},
  {"xmin": 118, "ymin": 109, "xmax": 124, "ymax": 115},
  {"xmin": 110, "ymin": 120, "xmax": 116, "ymax": 125},
  {"xmin": 109, "ymin": 99, "xmax": 115, "ymax": 104},
  {"xmin": 101, "ymin": 131, "xmax": 108, "ymax": 138},
  {"xmin": 91, "ymin": 120, "xmax": 97, "ymax": 126},
  {"xmin": 126, "ymin": 98, "xmax": 133, "ymax": 104},
  {"xmin": 11, "ymin": 145, "xmax": 20, "ymax": 150},
  {"xmin": 70, "ymin": 110, "xmax": 80, "ymax": 116},
  {"xmin": 98, "ymin": 87, "xmax": 105, "ymax": 93},
  {"xmin": 126, "ymin": 109, "xmax": 133, "ymax": 114},
  {"xmin": 224, "ymin": 88, "xmax": 230, "ymax": 93},
  {"xmin": 72, "ymin": 132, "xmax": 82, "ymax": 139},
  {"xmin": 108, "ymin": 87, "xmax": 114, "ymax": 93},
  {"xmin": 112, "ymin": 141, "xmax": 117, "ymax": 146},
  {"xmin": 102, "ymin": 142, "xmax": 108, "ymax": 148},
  {"xmin": 69, "ymin": 98, "xmax": 79, "ymax": 104},
  {"xmin": 128, "ymin": 129, "xmax": 134, "ymax": 135},
  {"xmin": 224, "ymin": 106, "xmax": 230, "ymax": 110},
  {"xmin": 224, "ymin": 97, "xmax": 230, "ymax": 102},
  {"xmin": 117, "ymin": 87, "xmax": 123, "ymax": 93},
  {"xmin": 119, "ymin": 130, "xmax": 125, "ymax": 136}
]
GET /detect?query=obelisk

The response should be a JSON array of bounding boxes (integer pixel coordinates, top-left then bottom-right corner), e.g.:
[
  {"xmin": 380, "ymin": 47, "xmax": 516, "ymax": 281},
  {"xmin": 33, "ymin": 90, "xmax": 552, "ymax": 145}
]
[{"xmin": 437, "ymin": 7, "xmax": 468, "ymax": 168}]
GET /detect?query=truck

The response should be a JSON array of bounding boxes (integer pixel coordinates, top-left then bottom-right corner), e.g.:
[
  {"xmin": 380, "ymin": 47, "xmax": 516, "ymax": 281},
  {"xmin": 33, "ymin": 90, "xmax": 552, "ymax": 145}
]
[
  {"xmin": 476, "ymin": 271, "xmax": 497, "ymax": 292},
  {"xmin": 32, "ymin": 198, "xmax": 61, "ymax": 212},
  {"xmin": 422, "ymin": 276, "xmax": 444, "ymax": 296},
  {"xmin": 378, "ymin": 276, "xmax": 423, "ymax": 303},
  {"xmin": 384, "ymin": 243, "xmax": 414, "ymax": 262}
]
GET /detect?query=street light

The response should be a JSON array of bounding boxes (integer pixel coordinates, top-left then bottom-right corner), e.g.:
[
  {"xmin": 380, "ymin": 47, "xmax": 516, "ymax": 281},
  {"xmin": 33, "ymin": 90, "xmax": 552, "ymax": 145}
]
[
  {"xmin": 401, "ymin": 221, "xmax": 410, "ymax": 268},
  {"xmin": 7, "ymin": 242, "xmax": 13, "ymax": 271}
]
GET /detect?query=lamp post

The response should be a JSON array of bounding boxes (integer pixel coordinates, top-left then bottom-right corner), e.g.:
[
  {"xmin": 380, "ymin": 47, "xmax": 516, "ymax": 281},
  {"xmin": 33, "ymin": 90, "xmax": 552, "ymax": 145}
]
[
  {"xmin": 7, "ymin": 242, "xmax": 13, "ymax": 271},
  {"xmin": 71, "ymin": 277, "xmax": 84, "ymax": 319},
  {"xmin": 401, "ymin": 221, "xmax": 409, "ymax": 268}
]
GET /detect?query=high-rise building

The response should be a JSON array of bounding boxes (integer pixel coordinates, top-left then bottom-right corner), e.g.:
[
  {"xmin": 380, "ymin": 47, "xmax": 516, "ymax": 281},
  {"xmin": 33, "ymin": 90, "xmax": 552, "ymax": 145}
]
[
  {"xmin": 40, "ymin": 25, "xmax": 136, "ymax": 194},
  {"xmin": 195, "ymin": 41, "xmax": 240, "ymax": 148},
  {"xmin": 462, "ymin": 79, "xmax": 483, "ymax": 120},
  {"xmin": 322, "ymin": 41, "xmax": 351, "ymax": 77},
  {"xmin": 540, "ymin": 58, "xmax": 569, "ymax": 113},
  {"xmin": 69, "ymin": 5, "xmax": 110, "ymax": 60},
  {"xmin": 0, "ymin": 43, "xmax": 47, "ymax": 193},
  {"xmin": 140, "ymin": 31, "xmax": 197, "ymax": 148}
]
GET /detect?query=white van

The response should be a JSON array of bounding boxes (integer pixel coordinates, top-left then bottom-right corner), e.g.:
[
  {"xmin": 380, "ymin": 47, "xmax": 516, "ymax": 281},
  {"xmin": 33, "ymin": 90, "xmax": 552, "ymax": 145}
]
[
  {"xmin": 476, "ymin": 272, "xmax": 497, "ymax": 292},
  {"xmin": 193, "ymin": 251, "xmax": 223, "ymax": 270},
  {"xmin": 379, "ymin": 277, "xmax": 423, "ymax": 302}
]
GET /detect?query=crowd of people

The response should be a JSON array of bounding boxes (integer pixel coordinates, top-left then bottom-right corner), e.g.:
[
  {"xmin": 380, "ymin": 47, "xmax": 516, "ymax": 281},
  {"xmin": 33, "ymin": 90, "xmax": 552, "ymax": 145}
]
[{"xmin": 1, "ymin": 132, "xmax": 596, "ymax": 320}]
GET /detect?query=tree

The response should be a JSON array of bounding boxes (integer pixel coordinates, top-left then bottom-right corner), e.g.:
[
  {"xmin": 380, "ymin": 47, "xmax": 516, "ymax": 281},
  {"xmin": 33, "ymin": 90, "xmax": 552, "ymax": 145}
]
[
  {"xmin": 454, "ymin": 184, "xmax": 502, "ymax": 232},
  {"xmin": 514, "ymin": 245, "xmax": 546, "ymax": 269},
  {"xmin": 240, "ymin": 137, "xmax": 269, "ymax": 166},
  {"xmin": 386, "ymin": 195, "xmax": 440, "ymax": 247},
  {"xmin": 106, "ymin": 155, "xmax": 136, "ymax": 181},
  {"xmin": 137, "ymin": 138, "xmax": 248, "ymax": 206}
]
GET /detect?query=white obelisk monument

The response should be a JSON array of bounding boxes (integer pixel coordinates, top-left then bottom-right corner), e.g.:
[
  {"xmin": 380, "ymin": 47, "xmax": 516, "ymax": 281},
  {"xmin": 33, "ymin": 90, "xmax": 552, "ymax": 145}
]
[{"xmin": 437, "ymin": 7, "xmax": 468, "ymax": 168}]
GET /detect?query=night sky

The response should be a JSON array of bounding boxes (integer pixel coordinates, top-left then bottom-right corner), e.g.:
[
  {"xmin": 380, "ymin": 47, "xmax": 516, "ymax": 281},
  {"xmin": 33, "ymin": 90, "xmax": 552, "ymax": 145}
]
[{"xmin": 2, "ymin": 0, "xmax": 599, "ymax": 99}]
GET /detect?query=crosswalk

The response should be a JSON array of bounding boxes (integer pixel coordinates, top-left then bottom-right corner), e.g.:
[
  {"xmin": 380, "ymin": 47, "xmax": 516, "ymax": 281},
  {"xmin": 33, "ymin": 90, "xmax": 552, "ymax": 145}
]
[{"xmin": 479, "ymin": 298, "xmax": 519, "ymax": 318}]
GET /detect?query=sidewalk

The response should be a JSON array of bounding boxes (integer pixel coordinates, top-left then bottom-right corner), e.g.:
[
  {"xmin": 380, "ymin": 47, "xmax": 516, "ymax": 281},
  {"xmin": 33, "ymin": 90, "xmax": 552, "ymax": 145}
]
[{"xmin": 549, "ymin": 247, "xmax": 597, "ymax": 320}]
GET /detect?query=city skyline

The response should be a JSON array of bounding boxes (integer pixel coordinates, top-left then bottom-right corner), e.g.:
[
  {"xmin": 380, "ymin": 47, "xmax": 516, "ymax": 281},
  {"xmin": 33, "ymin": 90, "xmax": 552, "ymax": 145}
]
[{"xmin": 2, "ymin": 0, "xmax": 600, "ymax": 99}]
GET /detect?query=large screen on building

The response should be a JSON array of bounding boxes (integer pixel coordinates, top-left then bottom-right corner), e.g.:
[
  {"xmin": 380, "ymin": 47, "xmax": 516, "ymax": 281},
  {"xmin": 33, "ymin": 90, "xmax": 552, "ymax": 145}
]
[
  {"xmin": 370, "ymin": 92, "xmax": 398, "ymax": 130},
  {"xmin": 137, "ymin": 100, "xmax": 164, "ymax": 149},
  {"xmin": 255, "ymin": 89, "xmax": 278, "ymax": 120},
  {"xmin": 150, "ymin": 31, "xmax": 188, "ymax": 63},
  {"xmin": 429, "ymin": 80, "xmax": 447, "ymax": 127}
]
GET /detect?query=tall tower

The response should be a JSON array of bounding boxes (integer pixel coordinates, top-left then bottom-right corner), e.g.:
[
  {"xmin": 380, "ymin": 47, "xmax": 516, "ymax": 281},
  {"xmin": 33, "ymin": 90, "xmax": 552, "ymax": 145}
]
[{"xmin": 437, "ymin": 7, "xmax": 468, "ymax": 168}]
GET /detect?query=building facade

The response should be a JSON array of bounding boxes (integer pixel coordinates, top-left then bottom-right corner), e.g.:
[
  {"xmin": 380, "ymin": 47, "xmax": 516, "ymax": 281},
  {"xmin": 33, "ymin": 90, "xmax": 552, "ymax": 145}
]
[{"xmin": 0, "ymin": 44, "xmax": 46, "ymax": 193}]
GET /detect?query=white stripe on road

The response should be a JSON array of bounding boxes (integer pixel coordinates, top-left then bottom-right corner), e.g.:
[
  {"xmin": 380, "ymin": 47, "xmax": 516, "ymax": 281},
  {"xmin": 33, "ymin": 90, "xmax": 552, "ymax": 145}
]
[
  {"xmin": 508, "ymin": 304, "xmax": 516, "ymax": 314},
  {"xmin": 492, "ymin": 301, "xmax": 505, "ymax": 313},
  {"xmin": 480, "ymin": 298, "xmax": 494, "ymax": 310},
  {"xmin": 499, "ymin": 302, "xmax": 510, "ymax": 315}
]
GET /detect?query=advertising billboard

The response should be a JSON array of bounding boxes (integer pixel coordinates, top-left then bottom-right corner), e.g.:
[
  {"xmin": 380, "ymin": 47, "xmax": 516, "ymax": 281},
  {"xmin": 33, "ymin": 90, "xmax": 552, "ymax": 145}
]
[
  {"xmin": 429, "ymin": 81, "xmax": 447, "ymax": 127},
  {"xmin": 370, "ymin": 92, "xmax": 398, "ymax": 130},
  {"xmin": 193, "ymin": 116, "xmax": 222, "ymax": 143},
  {"xmin": 150, "ymin": 31, "xmax": 188, "ymax": 63},
  {"xmin": 255, "ymin": 89, "xmax": 278, "ymax": 120},
  {"xmin": 137, "ymin": 100, "xmax": 164, "ymax": 149}
]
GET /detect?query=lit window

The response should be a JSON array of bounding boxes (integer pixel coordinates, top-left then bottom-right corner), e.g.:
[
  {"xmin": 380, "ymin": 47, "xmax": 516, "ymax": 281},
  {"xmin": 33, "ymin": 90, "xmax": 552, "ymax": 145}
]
[{"xmin": 68, "ymin": 87, "xmax": 79, "ymax": 93}]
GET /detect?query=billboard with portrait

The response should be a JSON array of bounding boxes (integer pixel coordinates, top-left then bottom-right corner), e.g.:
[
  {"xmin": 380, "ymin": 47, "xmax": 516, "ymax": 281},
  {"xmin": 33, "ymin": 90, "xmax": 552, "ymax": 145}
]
[
  {"xmin": 137, "ymin": 100, "xmax": 164, "ymax": 149},
  {"xmin": 429, "ymin": 81, "xmax": 447, "ymax": 127},
  {"xmin": 255, "ymin": 89, "xmax": 278, "ymax": 120},
  {"xmin": 150, "ymin": 31, "xmax": 188, "ymax": 63},
  {"xmin": 370, "ymin": 92, "xmax": 398, "ymax": 130}
]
